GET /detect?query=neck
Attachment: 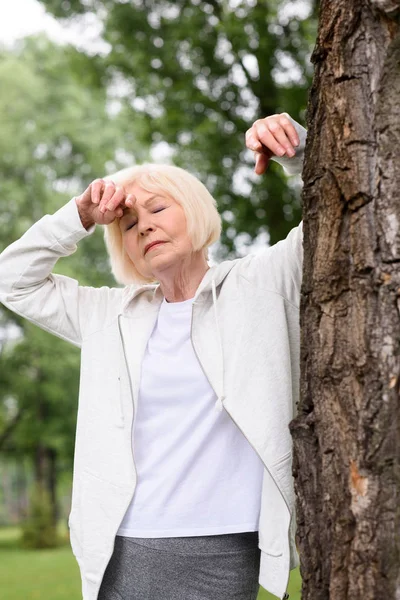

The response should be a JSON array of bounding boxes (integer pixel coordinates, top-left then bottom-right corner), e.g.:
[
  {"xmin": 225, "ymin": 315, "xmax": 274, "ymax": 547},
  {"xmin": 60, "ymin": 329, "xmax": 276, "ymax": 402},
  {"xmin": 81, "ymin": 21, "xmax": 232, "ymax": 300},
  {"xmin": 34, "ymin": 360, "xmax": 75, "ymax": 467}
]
[{"xmin": 155, "ymin": 253, "xmax": 210, "ymax": 303}]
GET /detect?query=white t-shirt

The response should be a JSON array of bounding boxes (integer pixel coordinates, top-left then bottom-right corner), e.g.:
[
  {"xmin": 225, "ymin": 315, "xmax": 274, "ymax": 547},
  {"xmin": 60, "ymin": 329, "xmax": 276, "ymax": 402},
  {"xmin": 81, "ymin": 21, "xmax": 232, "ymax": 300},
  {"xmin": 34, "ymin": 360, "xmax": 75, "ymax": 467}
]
[{"xmin": 117, "ymin": 296, "xmax": 264, "ymax": 537}]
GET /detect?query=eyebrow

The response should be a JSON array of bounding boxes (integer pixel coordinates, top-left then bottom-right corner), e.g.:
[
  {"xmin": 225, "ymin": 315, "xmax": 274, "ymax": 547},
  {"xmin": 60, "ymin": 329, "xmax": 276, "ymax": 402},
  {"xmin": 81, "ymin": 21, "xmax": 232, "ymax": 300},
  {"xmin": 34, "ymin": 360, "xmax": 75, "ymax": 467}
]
[{"xmin": 120, "ymin": 195, "xmax": 164, "ymax": 219}]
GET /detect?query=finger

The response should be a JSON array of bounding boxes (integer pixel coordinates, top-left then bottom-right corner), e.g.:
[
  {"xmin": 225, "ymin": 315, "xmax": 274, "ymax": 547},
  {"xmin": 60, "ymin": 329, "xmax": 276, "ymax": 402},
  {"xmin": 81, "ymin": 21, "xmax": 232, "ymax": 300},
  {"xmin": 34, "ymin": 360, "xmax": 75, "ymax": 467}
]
[
  {"xmin": 279, "ymin": 113, "xmax": 300, "ymax": 147},
  {"xmin": 101, "ymin": 210, "xmax": 121, "ymax": 225},
  {"xmin": 116, "ymin": 206, "xmax": 124, "ymax": 217},
  {"xmin": 124, "ymin": 194, "xmax": 135, "ymax": 208},
  {"xmin": 245, "ymin": 128, "xmax": 263, "ymax": 153},
  {"xmin": 256, "ymin": 120, "xmax": 296, "ymax": 157},
  {"xmin": 91, "ymin": 179, "xmax": 104, "ymax": 205},
  {"xmin": 105, "ymin": 186, "xmax": 126, "ymax": 212},
  {"xmin": 99, "ymin": 182, "xmax": 116, "ymax": 213},
  {"xmin": 252, "ymin": 121, "xmax": 286, "ymax": 156},
  {"xmin": 268, "ymin": 118, "xmax": 297, "ymax": 156},
  {"xmin": 78, "ymin": 184, "xmax": 92, "ymax": 205},
  {"xmin": 254, "ymin": 152, "xmax": 270, "ymax": 175}
]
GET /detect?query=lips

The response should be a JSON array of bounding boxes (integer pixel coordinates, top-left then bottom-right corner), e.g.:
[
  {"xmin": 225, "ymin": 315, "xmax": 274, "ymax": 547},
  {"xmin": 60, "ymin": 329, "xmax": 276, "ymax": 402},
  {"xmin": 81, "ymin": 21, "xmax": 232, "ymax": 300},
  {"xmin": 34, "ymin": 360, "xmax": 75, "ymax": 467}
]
[{"xmin": 144, "ymin": 241, "xmax": 166, "ymax": 254}]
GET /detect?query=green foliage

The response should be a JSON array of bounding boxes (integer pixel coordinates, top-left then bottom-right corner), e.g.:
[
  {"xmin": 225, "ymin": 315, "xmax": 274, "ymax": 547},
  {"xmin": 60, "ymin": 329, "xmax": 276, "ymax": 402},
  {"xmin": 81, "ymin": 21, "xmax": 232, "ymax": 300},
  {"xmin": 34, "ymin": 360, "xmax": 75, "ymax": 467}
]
[
  {"xmin": 0, "ymin": 35, "xmax": 140, "ymax": 521},
  {"xmin": 0, "ymin": 324, "xmax": 80, "ymax": 461},
  {"xmin": 21, "ymin": 483, "xmax": 59, "ymax": 549},
  {"xmin": 38, "ymin": 0, "xmax": 318, "ymax": 254},
  {"xmin": 0, "ymin": 34, "xmax": 142, "ymax": 285}
]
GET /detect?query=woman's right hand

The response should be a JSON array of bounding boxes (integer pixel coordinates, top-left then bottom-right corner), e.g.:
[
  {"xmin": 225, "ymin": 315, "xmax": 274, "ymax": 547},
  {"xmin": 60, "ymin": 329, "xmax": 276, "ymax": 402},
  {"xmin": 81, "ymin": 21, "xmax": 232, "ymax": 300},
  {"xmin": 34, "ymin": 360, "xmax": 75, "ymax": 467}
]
[{"xmin": 75, "ymin": 179, "xmax": 134, "ymax": 230}]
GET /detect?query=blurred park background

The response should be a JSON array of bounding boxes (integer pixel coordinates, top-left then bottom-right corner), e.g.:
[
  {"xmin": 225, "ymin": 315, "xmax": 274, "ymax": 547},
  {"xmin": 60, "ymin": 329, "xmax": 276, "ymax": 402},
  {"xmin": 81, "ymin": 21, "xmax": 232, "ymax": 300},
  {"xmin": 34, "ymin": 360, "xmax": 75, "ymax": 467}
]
[{"xmin": 0, "ymin": 1, "xmax": 317, "ymax": 598}]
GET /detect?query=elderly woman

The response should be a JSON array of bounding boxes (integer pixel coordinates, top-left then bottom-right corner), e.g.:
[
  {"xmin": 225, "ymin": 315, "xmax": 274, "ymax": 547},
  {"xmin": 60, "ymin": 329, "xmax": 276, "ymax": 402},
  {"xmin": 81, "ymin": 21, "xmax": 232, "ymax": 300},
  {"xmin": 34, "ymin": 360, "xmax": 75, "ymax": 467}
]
[{"xmin": 0, "ymin": 112, "xmax": 307, "ymax": 600}]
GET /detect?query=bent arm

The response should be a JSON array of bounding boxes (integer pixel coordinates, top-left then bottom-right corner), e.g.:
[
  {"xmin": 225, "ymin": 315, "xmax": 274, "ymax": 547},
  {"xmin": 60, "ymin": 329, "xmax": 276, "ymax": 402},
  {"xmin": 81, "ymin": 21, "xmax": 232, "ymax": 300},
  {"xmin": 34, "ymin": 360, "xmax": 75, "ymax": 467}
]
[
  {"xmin": 240, "ymin": 114, "xmax": 306, "ymax": 302},
  {"xmin": 0, "ymin": 198, "xmax": 116, "ymax": 347}
]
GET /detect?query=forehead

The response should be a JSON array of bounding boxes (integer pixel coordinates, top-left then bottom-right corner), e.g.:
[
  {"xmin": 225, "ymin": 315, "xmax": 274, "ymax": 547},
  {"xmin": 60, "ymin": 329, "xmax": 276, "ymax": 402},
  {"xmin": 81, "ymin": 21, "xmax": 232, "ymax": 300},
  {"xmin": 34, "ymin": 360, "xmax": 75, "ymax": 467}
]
[{"xmin": 124, "ymin": 181, "xmax": 172, "ymax": 201}]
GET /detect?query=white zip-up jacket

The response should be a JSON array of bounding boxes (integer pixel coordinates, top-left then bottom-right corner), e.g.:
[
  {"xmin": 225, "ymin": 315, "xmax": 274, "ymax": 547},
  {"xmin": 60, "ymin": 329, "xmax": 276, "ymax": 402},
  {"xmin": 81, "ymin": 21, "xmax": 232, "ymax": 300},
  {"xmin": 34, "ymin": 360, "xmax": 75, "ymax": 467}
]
[{"xmin": 0, "ymin": 121, "xmax": 306, "ymax": 600}]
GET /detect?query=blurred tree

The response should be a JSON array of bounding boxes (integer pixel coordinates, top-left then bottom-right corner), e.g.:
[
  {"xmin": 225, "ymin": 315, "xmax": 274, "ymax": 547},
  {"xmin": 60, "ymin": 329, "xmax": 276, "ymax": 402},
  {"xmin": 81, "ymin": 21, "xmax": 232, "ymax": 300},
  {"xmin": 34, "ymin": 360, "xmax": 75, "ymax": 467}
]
[
  {"xmin": 0, "ymin": 34, "xmax": 143, "ymax": 280},
  {"xmin": 0, "ymin": 325, "xmax": 80, "ymax": 526},
  {"xmin": 38, "ymin": 0, "xmax": 318, "ymax": 255},
  {"xmin": 21, "ymin": 482, "xmax": 60, "ymax": 548},
  {"xmin": 0, "ymin": 34, "xmax": 143, "ymax": 536}
]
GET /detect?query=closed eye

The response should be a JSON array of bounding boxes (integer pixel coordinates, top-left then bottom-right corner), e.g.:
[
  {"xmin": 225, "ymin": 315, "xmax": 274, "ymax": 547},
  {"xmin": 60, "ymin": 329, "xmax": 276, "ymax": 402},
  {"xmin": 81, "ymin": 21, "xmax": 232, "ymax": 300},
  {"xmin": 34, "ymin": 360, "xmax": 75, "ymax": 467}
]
[{"xmin": 125, "ymin": 208, "xmax": 165, "ymax": 231}]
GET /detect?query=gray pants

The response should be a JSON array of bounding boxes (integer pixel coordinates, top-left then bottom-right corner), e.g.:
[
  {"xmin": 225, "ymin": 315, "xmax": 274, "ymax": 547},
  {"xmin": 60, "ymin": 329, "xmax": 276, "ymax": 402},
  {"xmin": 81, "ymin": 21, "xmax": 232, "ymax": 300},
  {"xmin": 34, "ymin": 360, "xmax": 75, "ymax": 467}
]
[{"xmin": 98, "ymin": 532, "xmax": 261, "ymax": 600}]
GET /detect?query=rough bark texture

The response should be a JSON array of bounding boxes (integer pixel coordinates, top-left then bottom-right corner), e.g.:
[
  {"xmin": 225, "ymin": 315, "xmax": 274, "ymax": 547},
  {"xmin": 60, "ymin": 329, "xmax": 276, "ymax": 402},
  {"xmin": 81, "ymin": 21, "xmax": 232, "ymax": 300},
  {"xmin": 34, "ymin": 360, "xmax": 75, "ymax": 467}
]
[{"xmin": 289, "ymin": 1, "xmax": 400, "ymax": 599}]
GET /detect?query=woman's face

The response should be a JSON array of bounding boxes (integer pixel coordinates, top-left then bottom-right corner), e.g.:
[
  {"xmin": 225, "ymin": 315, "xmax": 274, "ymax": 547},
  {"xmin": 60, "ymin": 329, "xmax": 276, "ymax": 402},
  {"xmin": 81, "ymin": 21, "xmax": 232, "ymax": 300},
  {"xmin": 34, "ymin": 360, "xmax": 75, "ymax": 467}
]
[{"xmin": 119, "ymin": 182, "xmax": 194, "ymax": 280}]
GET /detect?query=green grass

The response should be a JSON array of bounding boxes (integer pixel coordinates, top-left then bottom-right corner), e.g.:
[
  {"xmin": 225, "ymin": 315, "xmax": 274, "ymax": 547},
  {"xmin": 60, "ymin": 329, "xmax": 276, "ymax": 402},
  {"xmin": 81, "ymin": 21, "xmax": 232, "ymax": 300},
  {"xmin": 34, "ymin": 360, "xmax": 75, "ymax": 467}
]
[
  {"xmin": 0, "ymin": 527, "xmax": 301, "ymax": 599},
  {"xmin": 0, "ymin": 526, "xmax": 81, "ymax": 600}
]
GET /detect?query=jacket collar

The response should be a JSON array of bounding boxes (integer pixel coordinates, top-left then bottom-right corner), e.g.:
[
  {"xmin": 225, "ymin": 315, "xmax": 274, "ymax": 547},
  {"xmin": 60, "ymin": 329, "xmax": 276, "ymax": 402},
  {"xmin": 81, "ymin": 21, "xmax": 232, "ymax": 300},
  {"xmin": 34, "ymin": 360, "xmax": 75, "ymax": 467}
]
[{"xmin": 120, "ymin": 259, "xmax": 239, "ymax": 313}]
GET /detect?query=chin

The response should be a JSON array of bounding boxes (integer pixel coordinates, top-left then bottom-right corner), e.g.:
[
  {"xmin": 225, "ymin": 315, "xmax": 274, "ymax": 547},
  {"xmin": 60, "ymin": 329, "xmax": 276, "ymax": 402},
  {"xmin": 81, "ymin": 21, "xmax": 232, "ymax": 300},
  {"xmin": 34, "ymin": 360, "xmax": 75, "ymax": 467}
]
[{"xmin": 148, "ymin": 256, "xmax": 180, "ymax": 274}]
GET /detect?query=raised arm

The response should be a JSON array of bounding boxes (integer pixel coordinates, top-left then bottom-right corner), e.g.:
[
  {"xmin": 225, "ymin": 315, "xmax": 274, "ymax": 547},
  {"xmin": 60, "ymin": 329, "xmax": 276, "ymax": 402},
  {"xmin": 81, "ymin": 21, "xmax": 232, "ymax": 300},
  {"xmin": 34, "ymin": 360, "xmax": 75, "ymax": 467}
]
[
  {"xmin": 239, "ymin": 112, "xmax": 307, "ymax": 305},
  {"xmin": 0, "ymin": 181, "xmax": 133, "ymax": 347}
]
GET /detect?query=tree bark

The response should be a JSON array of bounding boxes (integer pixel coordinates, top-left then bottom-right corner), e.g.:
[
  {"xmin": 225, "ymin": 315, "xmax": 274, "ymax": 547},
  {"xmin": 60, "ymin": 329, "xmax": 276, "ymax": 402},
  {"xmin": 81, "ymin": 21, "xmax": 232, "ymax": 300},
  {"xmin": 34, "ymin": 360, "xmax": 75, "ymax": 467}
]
[{"xmin": 290, "ymin": 1, "xmax": 400, "ymax": 599}]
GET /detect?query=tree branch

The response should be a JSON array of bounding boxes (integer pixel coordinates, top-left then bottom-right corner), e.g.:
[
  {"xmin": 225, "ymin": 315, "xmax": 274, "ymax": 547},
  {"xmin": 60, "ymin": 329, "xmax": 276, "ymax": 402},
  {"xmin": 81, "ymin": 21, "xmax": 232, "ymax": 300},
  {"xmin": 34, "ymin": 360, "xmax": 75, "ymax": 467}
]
[{"xmin": 0, "ymin": 411, "xmax": 22, "ymax": 451}]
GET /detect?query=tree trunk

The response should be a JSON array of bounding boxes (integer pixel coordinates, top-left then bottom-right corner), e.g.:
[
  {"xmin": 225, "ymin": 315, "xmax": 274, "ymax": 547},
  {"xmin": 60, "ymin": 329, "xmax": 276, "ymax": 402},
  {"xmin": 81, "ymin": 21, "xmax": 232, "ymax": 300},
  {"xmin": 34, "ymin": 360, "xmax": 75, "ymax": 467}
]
[
  {"xmin": 290, "ymin": 1, "xmax": 400, "ymax": 599},
  {"xmin": 48, "ymin": 447, "xmax": 58, "ymax": 526},
  {"xmin": 34, "ymin": 445, "xmax": 58, "ymax": 526},
  {"xmin": 34, "ymin": 444, "xmax": 49, "ymax": 498}
]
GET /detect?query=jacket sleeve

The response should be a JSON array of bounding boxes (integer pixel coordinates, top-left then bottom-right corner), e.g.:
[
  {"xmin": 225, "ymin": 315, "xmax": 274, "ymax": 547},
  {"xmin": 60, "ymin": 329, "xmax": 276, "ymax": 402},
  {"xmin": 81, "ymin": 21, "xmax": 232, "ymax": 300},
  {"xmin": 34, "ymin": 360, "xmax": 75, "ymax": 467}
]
[
  {"xmin": 238, "ymin": 222, "xmax": 303, "ymax": 308},
  {"xmin": 0, "ymin": 198, "xmax": 121, "ymax": 348}
]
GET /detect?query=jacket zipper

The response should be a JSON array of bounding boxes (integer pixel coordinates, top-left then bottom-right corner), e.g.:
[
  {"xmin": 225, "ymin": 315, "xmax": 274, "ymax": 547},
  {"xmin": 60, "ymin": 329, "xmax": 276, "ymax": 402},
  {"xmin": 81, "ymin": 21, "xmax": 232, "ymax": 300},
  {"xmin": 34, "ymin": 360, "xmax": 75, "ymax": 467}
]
[
  {"xmin": 117, "ymin": 315, "xmax": 137, "ymax": 479},
  {"xmin": 99, "ymin": 316, "xmax": 139, "ymax": 593},
  {"xmin": 190, "ymin": 305, "xmax": 292, "ymax": 600}
]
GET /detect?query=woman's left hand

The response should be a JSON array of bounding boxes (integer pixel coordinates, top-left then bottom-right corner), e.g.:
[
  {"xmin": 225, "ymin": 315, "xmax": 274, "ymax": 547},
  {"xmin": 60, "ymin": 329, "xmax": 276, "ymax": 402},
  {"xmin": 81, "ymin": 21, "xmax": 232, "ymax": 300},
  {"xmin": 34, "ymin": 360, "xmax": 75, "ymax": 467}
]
[{"xmin": 245, "ymin": 113, "xmax": 301, "ymax": 175}]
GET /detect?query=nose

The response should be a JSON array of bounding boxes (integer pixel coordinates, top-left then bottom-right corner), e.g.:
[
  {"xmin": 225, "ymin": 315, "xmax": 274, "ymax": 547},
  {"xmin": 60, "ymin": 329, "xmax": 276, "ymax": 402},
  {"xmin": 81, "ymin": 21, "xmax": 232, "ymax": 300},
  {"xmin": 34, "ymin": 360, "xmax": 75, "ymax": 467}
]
[
  {"xmin": 138, "ymin": 219, "xmax": 155, "ymax": 236},
  {"xmin": 139, "ymin": 226, "xmax": 154, "ymax": 236}
]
